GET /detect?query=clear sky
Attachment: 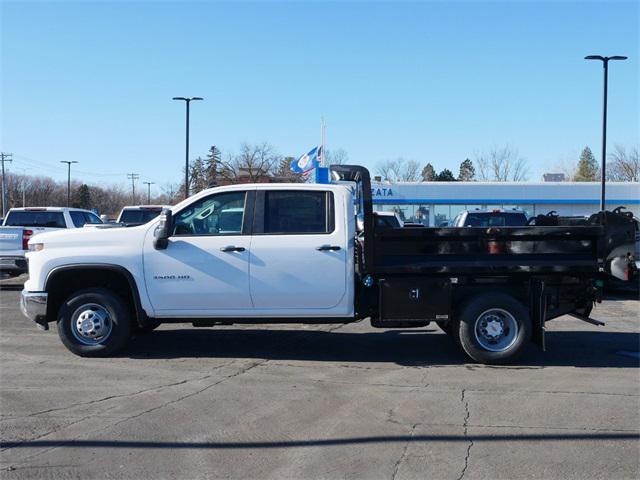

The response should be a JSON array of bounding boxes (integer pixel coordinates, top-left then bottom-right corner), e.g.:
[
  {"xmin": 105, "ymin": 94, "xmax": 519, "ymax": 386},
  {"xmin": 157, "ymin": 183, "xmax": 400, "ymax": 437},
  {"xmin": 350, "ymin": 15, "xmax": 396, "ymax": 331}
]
[{"xmin": 1, "ymin": 0, "xmax": 638, "ymax": 194}]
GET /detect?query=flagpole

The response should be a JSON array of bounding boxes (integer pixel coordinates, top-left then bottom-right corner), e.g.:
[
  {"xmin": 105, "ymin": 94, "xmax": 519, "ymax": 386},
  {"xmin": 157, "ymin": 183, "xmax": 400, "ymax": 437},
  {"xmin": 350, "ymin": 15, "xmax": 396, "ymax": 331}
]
[{"xmin": 321, "ymin": 117, "xmax": 326, "ymax": 167}]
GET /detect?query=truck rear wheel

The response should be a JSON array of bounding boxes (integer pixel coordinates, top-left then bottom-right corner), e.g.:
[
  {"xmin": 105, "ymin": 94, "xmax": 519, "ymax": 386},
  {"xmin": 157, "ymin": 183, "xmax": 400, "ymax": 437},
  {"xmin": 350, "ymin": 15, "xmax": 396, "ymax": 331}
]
[
  {"xmin": 457, "ymin": 293, "xmax": 531, "ymax": 364},
  {"xmin": 56, "ymin": 288, "xmax": 131, "ymax": 357}
]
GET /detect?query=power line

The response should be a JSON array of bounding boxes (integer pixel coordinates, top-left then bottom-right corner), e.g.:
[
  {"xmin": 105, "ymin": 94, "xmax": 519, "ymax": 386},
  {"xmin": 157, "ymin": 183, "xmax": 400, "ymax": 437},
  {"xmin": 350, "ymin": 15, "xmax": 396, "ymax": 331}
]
[
  {"xmin": 1, "ymin": 152, "xmax": 13, "ymax": 217},
  {"xmin": 12, "ymin": 154, "xmax": 127, "ymax": 178},
  {"xmin": 127, "ymin": 173, "xmax": 140, "ymax": 203}
]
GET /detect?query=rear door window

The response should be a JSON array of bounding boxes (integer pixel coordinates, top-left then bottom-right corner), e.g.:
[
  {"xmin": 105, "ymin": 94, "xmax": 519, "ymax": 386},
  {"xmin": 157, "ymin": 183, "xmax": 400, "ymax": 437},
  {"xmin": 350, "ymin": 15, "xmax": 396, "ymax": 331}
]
[
  {"xmin": 70, "ymin": 211, "xmax": 87, "ymax": 227},
  {"xmin": 5, "ymin": 211, "xmax": 66, "ymax": 228},
  {"xmin": 84, "ymin": 212, "xmax": 103, "ymax": 224},
  {"xmin": 70, "ymin": 211, "xmax": 103, "ymax": 227},
  {"xmin": 263, "ymin": 191, "xmax": 334, "ymax": 234}
]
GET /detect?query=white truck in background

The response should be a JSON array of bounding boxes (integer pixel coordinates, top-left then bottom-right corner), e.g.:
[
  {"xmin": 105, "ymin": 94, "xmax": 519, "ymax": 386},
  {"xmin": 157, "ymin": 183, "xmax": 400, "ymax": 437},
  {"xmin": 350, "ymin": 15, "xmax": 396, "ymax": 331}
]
[
  {"xmin": 0, "ymin": 227, "xmax": 31, "ymax": 277},
  {"xmin": 1, "ymin": 207, "xmax": 103, "ymax": 276}
]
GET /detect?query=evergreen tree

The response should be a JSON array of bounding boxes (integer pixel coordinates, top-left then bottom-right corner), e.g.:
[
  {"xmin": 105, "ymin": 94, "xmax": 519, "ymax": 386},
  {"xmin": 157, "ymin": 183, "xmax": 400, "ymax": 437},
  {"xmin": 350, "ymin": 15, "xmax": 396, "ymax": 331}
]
[
  {"xmin": 74, "ymin": 184, "xmax": 91, "ymax": 209},
  {"xmin": 436, "ymin": 168, "xmax": 456, "ymax": 181},
  {"xmin": 458, "ymin": 158, "xmax": 475, "ymax": 181},
  {"xmin": 190, "ymin": 157, "xmax": 208, "ymax": 193},
  {"xmin": 421, "ymin": 163, "xmax": 436, "ymax": 181},
  {"xmin": 205, "ymin": 145, "xmax": 221, "ymax": 186},
  {"xmin": 574, "ymin": 146, "xmax": 599, "ymax": 181}
]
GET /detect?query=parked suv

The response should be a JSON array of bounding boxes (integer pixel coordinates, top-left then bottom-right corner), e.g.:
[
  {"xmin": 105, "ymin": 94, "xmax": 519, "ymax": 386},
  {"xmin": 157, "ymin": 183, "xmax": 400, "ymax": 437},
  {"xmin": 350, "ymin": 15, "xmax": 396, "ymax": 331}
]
[{"xmin": 452, "ymin": 209, "xmax": 528, "ymax": 227}]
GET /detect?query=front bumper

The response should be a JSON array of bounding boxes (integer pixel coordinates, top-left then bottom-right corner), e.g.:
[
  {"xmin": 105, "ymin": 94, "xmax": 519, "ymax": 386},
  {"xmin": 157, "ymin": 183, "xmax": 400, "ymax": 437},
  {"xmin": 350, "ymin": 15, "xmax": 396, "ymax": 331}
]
[{"xmin": 20, "ymin": 290, "xmax": 48, "ymax": 326}]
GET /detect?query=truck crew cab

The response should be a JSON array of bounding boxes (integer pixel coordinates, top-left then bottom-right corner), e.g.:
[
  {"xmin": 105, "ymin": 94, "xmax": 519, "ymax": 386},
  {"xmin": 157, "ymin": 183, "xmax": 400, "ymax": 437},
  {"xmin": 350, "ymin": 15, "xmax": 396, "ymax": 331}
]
[{"xmin": 21, "ymin": 166, "xmax": 637, "ymax": 364}]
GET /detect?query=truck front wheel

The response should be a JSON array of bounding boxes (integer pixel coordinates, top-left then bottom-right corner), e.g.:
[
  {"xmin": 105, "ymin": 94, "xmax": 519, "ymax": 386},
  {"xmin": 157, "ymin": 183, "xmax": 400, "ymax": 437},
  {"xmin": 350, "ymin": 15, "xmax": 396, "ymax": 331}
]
[
  {"xmin": 457, "ymin": 293, "xmax": 531, "ymax": 364},
  {"xmin": 57, "ymin": 288, "xmax": 131, "ymax": 357}
]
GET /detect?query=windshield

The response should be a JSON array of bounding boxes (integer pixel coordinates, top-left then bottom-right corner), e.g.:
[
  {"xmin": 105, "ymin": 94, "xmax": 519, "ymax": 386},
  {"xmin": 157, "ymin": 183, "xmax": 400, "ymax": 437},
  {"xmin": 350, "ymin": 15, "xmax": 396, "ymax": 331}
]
[
  {"xmin": 4, "ymin": 211, "xmax": 66, "ymax": 228},
  {"xmin": 119, "ymin": 209, "xmax": 162, "ymax": 225}
]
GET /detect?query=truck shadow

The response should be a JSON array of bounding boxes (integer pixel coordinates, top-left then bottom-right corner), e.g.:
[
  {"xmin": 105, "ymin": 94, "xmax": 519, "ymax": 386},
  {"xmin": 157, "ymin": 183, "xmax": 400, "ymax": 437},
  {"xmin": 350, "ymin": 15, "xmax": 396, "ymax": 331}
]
[{"xmin": 126, "ymin": 328, "xmax": 639, "ymax": 368}]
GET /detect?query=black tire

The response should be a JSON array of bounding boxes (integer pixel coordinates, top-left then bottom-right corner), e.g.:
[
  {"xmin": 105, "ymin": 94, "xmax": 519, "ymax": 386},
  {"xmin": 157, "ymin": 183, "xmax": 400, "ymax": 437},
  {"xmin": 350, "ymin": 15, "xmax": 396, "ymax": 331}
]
[
  {"xmin": 57, "ymin": 288, "xmax": 131, "ymax": 357},
  {"xmin": 134, "ymin": 319, "xmax": 161, "ymax": 334},
  {"xmin": 456, "ymin": 293, "xmax": 531, "ymax": 364}
]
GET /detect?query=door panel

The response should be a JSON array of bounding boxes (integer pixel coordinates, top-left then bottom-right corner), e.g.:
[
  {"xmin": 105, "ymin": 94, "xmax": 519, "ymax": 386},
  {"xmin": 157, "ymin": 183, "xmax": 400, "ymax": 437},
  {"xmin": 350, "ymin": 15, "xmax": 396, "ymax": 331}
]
[
  {"xmin": 144, "ymin": 235, "xmax": 252, "ymax": 312},
  {"xmin": 249, "ymin": 190, "xmax": 347, "ymax": 310},
  {"xmin": 143, "ymin": 190, "xmax": 253, "ymax": 314}
]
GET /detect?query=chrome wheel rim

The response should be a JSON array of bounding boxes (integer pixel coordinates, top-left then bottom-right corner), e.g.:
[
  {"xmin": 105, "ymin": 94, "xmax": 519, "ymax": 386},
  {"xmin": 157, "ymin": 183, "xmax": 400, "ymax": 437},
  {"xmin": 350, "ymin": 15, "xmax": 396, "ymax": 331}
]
[
  {"xmin": 70, "ymin": 303, "xmax": 113, "ymax": 345},
  {"xmin": 474, "ymin": 308, "xmax": 518, "ymax": 352}
]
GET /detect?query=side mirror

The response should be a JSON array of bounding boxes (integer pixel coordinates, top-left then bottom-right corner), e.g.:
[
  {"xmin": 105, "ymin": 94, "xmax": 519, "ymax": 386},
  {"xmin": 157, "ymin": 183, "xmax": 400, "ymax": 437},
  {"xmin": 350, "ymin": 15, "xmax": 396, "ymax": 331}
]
[{"xmin": 153, "ymin": 208, "xmax": 173, "ymax": 250}]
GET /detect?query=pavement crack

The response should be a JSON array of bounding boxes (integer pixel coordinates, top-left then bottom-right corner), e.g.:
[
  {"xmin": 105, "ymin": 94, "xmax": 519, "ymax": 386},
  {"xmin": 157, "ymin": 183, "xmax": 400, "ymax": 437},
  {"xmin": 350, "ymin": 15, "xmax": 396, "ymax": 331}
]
[
  {"xmin": 1, "ymin": 360, "xmax": 263, "ymax": 461},
  {"xmin": 457, "ymin": 389, "xmax": 474, "ymax": 480},
  {"xmin": 23, "ymin": 361, "xmax": 237, "ymax": 418},
  {"xmin": 104, "ymin": 359, "xmax": 267, "ymax": 428},
  {"xmin": 391, "ymin": 423, "xmax": 416, "ymax": 480}
]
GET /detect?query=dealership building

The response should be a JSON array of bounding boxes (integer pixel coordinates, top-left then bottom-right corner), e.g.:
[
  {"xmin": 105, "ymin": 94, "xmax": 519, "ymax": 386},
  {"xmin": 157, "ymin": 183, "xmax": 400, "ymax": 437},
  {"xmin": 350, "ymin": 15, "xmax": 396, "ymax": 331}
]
[{"xmin": 371, "ymin": 181, "xmax": 640, "ymax": 226}]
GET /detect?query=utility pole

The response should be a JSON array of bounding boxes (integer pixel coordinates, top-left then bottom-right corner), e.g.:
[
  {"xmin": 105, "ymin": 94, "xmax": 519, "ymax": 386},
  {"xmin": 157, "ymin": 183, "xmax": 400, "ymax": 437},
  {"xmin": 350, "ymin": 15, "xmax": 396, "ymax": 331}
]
[
  {"xmin": 18, "ymin": 168, "xmax": 27, "ymax": 207},
  {"xmin": 127, "ymin": 173, "xmax": 140, "ymax": 204},
  {"xmin": 585, "ymin": 55, "xmax": 628, "ymax": 211},
  {"xmin": 1, "ymin": 152, "xmax": 13, "ymax": 217},
  {"xmin": 60, "ymin": 161, "xmax": 78, "ymax": 207},
  {"xmin": 143, "ymin": 181, "xmax": 155, "ymax": 204},
  {"xmin": 172, "ymin": 96, "xmax": 203, "ymax": 198}
]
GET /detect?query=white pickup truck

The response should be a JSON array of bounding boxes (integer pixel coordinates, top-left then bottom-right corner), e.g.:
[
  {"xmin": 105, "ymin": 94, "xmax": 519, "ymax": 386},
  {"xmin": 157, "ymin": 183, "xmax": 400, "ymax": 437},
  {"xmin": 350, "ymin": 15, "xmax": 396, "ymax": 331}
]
[
  {"xmin": 1, "ymin": 207, "xmax": 103, "ymax": 276},
  {"xmin": 20, "ymin": 166, "xmax": 637, "ymax": 363}
]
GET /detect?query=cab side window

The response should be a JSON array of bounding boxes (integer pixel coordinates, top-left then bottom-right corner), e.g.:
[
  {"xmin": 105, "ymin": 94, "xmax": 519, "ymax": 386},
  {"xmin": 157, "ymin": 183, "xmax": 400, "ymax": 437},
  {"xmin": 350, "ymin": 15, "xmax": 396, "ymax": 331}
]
[
  {"xmin": 263, "ymin": 191, "xmax": 334, "ymax": 234},
  {"xmin": 173, "ymin": 191, "xmax": 247, "ymax": 236}
]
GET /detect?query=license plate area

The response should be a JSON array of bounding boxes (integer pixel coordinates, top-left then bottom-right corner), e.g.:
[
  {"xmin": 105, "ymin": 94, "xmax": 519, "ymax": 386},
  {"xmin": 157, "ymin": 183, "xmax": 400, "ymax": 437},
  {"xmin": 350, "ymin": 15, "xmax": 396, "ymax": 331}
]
[{"xmin": 379, "ymin": 277, "xmax": 451, "ymax": 322}]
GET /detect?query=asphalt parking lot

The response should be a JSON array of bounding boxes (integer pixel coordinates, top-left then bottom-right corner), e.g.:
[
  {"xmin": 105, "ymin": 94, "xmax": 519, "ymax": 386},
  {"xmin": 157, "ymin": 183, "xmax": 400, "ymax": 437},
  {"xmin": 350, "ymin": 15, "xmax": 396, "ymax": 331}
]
[{"xmin": 0, "ymin": 280, "xmax": 638, "ymax": 479}]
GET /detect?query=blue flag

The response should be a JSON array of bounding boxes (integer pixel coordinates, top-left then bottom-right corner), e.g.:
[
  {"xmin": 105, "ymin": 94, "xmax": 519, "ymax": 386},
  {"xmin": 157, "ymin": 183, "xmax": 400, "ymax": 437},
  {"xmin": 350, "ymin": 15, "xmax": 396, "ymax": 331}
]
[{"xmin": 291, "ymin": 146, "xmax": 320, "ymax": 173}]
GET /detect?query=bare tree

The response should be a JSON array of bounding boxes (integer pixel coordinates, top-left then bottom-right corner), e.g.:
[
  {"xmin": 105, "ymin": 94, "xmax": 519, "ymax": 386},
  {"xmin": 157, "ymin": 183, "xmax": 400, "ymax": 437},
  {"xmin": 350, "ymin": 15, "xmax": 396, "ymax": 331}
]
[
  {"xmin": 213, "ymin": 142, "xmax": 281, "ymax": 183},
  {"xmin": 325, "ymin": 148, "xmax": 349, "ymax": 166},
  {"xmin": 161, "ymin": 182, "xmax": 181, "ymax": 204},
  {"xmin": 475, "ymin": 146, "xmax": 528, "ymax": 181},
  {"xmin": 376, "ymin": 158, "xmax": 420, "ymax": 182},
  {"xmin": 608, "ymin": 145, "xmax": 639, "ymax": 182}
]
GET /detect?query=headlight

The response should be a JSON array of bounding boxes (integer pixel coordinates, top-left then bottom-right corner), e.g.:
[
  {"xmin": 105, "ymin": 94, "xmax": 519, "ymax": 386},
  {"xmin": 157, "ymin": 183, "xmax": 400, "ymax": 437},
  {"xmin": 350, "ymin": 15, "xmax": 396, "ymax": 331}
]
[{"xmin": 29, "ymin": 243, "xmax": 44, "ymax": 252}]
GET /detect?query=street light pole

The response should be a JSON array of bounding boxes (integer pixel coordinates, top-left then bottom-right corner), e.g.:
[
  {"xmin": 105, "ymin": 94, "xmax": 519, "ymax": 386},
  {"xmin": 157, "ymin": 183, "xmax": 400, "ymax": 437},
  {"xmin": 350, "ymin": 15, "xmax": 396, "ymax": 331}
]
[
  {"xmin": 584, "ymin": 55, "xmax": 627, "ymax": 211},
  {"xmin": 143, "ymin": 181, "xmax": 155, "ymax": 204},
  {"xmin": 172, "ymin": 96, "xmax": 203, "ymax": 199},
  {"xmin": 60, "ymin": 161, "xmax": 78, "ymax": 207}
]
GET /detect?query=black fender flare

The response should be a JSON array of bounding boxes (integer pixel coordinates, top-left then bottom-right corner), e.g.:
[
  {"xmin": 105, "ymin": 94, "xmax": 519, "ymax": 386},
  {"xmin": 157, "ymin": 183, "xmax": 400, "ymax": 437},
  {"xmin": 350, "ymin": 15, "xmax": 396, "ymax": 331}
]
[{"xmin": 44, "ymin": 264, "xmax": 149, "ymax": 327}]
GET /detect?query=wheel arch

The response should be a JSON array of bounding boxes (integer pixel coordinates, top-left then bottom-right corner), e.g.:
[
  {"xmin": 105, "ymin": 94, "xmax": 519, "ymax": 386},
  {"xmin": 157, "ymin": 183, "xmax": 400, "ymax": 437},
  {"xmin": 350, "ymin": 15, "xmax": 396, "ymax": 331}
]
[{"xmin": 44, "ymin": 264, "xmax": 148, "ymax": 327}]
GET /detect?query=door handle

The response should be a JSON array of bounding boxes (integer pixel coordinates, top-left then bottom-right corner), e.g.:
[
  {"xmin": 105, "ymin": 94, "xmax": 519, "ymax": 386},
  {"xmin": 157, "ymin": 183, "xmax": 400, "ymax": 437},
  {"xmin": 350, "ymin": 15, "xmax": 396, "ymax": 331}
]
[
  {"xmin": 220, "ymin": 246, "xmax": 246, "ymax": 253},
  {"xmin": 316, "ymin": 245, "xmax": 341, "ymax": 251}
]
